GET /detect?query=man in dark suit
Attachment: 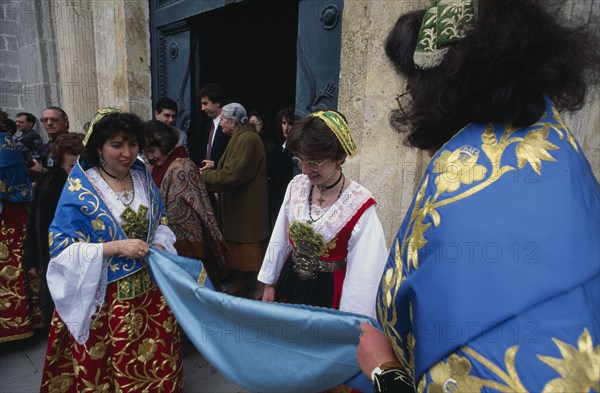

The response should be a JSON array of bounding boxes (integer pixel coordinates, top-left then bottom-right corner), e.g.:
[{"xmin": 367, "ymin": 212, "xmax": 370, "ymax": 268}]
[{"xmin": 200, "ymin": 83, "xmax": 230, "ymax": 169}]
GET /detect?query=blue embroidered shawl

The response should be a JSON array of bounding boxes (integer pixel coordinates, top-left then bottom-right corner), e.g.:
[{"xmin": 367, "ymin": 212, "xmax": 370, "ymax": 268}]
[
  {"xmin": 377, "ymin": 98, "xmax": 599, "ymax": 390},
  {"xmin": 48, "ymin": 159, "xmax": 168, "ymax": 283}
]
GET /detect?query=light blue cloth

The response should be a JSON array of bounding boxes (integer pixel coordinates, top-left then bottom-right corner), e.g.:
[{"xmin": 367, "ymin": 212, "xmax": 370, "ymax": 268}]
[{"xmin": 147, "ymin": 247, "xmax": 375, "ymax": 393}]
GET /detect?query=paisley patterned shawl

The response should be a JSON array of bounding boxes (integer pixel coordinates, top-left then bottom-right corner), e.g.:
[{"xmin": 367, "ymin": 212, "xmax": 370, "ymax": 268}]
[
  {"xmin": 0, "ymin": 132, "xmax": 32, "ymax": 203},
  {"xmin": 377, "ymin": 97, "xmax": 600, "ymax": 389},
  {"xmin": 48, "ymin": 159, "xmax": 168, "ymax": 283}
]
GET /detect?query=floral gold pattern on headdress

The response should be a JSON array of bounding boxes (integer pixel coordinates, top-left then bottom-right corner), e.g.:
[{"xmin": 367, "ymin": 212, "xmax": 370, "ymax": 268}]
[
  {"xmin": 309, "ymin": 111, "xmax": 358, "ymax": 156},
  {"xmin": 413, "ymin": 0, "xmax": 478, "ymax": 69},
  {"xmin": 82, "ymin": 107, "xmax": 124, "ymax": 146}
]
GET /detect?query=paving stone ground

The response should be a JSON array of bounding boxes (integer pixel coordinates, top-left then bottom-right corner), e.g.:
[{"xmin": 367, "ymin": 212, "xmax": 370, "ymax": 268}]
[{"xmin": 0, "ymin": 332, "xmax": 248, "ymax": 393}]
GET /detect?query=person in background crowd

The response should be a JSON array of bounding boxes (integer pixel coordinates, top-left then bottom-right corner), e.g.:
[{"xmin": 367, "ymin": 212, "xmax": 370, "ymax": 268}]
[
  {"xmin": 154, "ymin": 96, "xmax": 188, "ymax": 150},
  {"xmin": 259, "ymin": 110, "xmax": 388, "ymax": 319},
  {"xmin": 24, "ymin": 133, "xmax": 85, "ymax": 329},
  {"xmin": 32, "ymin": 106, "xmax": 69, "ymax": 173},
  {"xmin": 249, "ymin": 109, "xmax": 276, "ymax": 163},
  {"xmin": 40, "ymin": 109, "xmax": 183, "ymax": 392},
  {"xmin": 267, "ymin": 107, "xmax": 298, "ymax": 225},
  {"xmin": 0, "ymin": 111, "xmax": 35, "ymax": 343},
  {"xmin": 357, "ymin": 1, "xmax": 600, "ymax": 391},
  {"xmin": 201, "ymin": 103, "xmax": 270, "ymax": 300},
  {"xmin": 144, "ymin": 120, "xmax": 228, "ymax": 290},
  {"xmin": 199, "ymin": 83, "xmax": 230, "ymax": 168},
  {"xmin": 14, "ymin": 112, "xmax": 42, "ymax": 159}
]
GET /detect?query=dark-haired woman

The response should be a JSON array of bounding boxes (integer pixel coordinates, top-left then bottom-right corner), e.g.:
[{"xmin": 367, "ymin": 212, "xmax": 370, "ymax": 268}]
[
  {"xmin": 40, "ymin": 109, "xmax": 183, "ymax": 392},
  {"xmin": 144, "ymin": 120, "xmax": 227, "ymax": 290},
  {"xmin": 24, "ymin": 132, "xmax": 84, "ymax": 329},
  {"xmin": 258, "ymin": 111, "xmax": 388, "ymax": 319},
  {"xmin": 357, "ymin": 1, "xmax": 599, "ymax": 391}
]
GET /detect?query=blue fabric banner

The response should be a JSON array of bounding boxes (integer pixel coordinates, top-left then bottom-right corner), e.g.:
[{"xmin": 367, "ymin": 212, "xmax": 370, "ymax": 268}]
[{"xmin": 147, "ymin": 247, "xmax": 374, "ymax": 393}]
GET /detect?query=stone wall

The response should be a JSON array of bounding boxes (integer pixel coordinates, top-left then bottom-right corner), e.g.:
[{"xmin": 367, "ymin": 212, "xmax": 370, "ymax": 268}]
[{"xmin": 0, "ymin": 0, "xmax": 151, "ymax": 136}]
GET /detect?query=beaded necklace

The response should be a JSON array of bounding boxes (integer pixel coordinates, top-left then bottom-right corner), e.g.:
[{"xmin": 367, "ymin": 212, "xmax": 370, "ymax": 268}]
[{"xmin": 308, "ymin": 176, "xmax": 345, "ymax": 224}]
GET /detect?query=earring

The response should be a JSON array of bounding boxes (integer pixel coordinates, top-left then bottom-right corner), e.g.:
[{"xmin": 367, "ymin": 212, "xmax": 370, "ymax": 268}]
[
  {"xmin": 335, "ymin": 163, "xmax": 342, "ymax": 171},
  {"xmin": 99, "ymin": 152, "xmax": 106, "ymax": 167}
]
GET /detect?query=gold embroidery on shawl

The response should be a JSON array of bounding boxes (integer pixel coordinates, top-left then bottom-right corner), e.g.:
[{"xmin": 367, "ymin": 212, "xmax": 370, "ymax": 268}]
[
  {"xmin": 538, "ymin": 328, "xmax": 600, "ymax": 392},
  {"xmin": 197, "ymin": 268, "xmax": 208, "ymax": 286},
  {"xmin": 381, "ymin": 114, "xmax": 575, "ymax": 386},
  {"xmin": 92, "ymin": 219, "xmax": 105, "ymax": 231},
  {"xmin": 420, "ymin": 329, "xmax": 598, "ymax": 393}
]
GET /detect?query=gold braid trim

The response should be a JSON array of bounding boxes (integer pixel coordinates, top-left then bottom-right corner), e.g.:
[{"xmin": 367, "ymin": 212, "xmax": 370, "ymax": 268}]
[
  {"xmin": 83, "ymin": 107, "xmax": 125, "ymax": 146},
  {"xmin": 310, "ymin": 111, "xmax": 358, "ymax": 156}
]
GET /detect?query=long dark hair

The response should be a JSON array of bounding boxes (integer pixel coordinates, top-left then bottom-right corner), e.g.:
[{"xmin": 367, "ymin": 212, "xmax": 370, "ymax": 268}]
[{"xmin": 386, "ymin": 0, "xmax": 599, "ymax": 151}]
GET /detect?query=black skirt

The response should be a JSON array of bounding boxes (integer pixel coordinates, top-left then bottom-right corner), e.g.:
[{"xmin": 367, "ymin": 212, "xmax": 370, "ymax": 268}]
[{"xmin": 275, "ymin": 255, "xmax": 334, "ymax": 308}]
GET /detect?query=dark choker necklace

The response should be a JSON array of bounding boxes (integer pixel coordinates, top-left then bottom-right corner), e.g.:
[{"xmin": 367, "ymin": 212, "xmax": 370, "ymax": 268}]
[
  {"xmin": 317, "ymin": 171, "xmax": 343, "ymax": 191},
  {"xmin": 100, "ymin": 165, "xmax": 130, "ymax": 183}
]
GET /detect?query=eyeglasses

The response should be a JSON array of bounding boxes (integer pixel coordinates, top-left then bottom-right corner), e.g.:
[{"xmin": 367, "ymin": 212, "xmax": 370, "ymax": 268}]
[
  {"xmin": 250, "ymin": 121, "xmax": 263, "ymax": 126},
  {"xmin": 292, "ymin": 156, "xmax": 328, "ymax": 171},
  {"xmin": 395, "ymin": 89, "xmax": 413, "ymax": 111},
  {"xmin": 41, "ymin": 117, "xmax": 62, "ymax": 123}
]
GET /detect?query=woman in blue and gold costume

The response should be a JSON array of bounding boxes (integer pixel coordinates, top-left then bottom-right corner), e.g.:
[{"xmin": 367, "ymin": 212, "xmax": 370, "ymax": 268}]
[
  {"xmin": 0, "ymin": 112, "xmax": 35, "ymax": 342},
  {"xmin": 357, "ymin": 0, "xmax": 599, "ymax": 392},
  {"xmin": 40, "ymin": 109, "xmax": 183, "ymax": 392}
]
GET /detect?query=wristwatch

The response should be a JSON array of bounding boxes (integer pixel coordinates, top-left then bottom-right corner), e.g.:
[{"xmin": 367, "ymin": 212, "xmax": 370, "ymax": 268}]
[{"xmin": 370, "ymin": 360, "xmax": 403, "ymax": 381}]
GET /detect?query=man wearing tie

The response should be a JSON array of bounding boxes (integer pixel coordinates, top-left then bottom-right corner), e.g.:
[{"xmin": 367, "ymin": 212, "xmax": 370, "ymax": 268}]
[{"xmin": 200, "ymin": 83, "xmax": 229, "ymax": 169}]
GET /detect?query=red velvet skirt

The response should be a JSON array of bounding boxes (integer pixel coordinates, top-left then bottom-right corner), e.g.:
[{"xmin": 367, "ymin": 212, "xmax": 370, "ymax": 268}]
[
  {"xmin": 0, "ymin": 202, "xmax": 35, "ymax": 342},
  {"xmin": 40, "ymin": 279, "xmax": 183, "ymax": 392}
]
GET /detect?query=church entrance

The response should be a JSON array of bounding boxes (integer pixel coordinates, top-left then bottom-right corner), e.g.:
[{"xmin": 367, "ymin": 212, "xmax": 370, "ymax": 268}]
[{"xmin": 150, "ymin": 0, "xmax": 343, "ymax": 164}]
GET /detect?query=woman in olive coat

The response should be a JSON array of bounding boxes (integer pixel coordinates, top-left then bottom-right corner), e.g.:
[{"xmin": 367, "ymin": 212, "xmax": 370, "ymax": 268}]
[{"xmin": 201, "ymin": 103, "xmax": 270, "ymax": 299}]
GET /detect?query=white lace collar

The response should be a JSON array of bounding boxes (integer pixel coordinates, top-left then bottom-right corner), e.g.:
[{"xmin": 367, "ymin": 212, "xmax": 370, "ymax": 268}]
[
  {"xmin": 288, "ymin": 175, "xmax": 373, "ymax": 242},
  {"xmin": 86, "ymin": 167, "xmax": 150, "ymax": 224}
]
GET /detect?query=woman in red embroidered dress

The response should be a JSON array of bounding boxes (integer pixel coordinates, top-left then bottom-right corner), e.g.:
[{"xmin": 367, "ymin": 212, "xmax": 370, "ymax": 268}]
[{"xmin": 258, "ymin": 111, "xmax": 387, "ymax": 319}]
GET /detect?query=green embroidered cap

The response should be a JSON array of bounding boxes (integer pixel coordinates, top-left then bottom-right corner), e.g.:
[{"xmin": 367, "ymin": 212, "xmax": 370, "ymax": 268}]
[
  {"xmin": 413, "ymin": 0, "xmax": 478, "ymax": 69},
  {"xmin": 309, "ymin": 111, "xmax": 358, "ymax": 156}
]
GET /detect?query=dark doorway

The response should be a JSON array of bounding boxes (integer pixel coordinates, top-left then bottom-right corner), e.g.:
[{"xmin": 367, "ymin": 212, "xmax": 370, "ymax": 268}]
[{"xmin": 188, "ymin": 0, "xmax": 298, "ymax": 162}]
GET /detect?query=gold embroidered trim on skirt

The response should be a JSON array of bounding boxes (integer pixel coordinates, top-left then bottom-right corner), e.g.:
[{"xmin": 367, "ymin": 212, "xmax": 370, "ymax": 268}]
[{"xmin": 117, "ymin": 266, "xmax": 156, "ymax": 301}]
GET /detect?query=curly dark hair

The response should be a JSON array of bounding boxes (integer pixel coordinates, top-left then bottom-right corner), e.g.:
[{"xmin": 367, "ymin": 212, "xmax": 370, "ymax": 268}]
[
  {"xmin": 82, "ymin": 112, "xmax": 145, "ymax": 166},
  {"xmin": 287, "ymin": 111, "xmax": 348, "ymax": 163},
  {"xmin": 143, "ymin": 120, "xmax": 179, "ymax": 155},
  {"xmin": 50, "ymin": 132, "xmax": 84, "ymax": 168},
  {"xmin": 386, "ymin": 0, "xmax": 599, "ymax": 151}
]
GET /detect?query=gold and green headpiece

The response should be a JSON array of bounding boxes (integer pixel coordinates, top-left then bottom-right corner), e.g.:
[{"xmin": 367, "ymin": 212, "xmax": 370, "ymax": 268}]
[
  {"xmin": 413, "ymin": 0, "xmax": 478, "ymax": 69},
  {"xmin": 309, "ymin": 111, "xmax": 357, "ymax": 157},
  {"xmin": 82, "ymin": 107, "xmax": 124, "ymax": 146}
]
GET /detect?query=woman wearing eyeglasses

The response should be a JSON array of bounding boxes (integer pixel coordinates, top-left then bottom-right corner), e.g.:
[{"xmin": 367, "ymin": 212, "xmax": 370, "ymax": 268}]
[{"xmin": 258, "ymin": 111, "xmax": 388, "ymax": 319}]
